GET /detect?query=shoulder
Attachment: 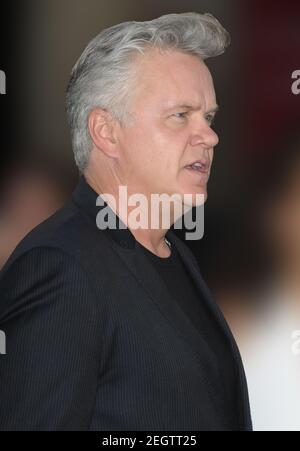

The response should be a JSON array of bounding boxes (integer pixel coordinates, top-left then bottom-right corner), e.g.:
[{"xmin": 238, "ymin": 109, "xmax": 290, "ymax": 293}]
[
  {"xmin": 0, "ymin": 190, "xmax": 113, "ymax": 279},
  {"xmin": 2, "ymin": 198, "xmax": 108, "ymax": 269},
  {"xmin": 0, "ymin": 245, "xmax": 102, "ymax": 324},
  {"xmin": 0, "ymin": 200, "xmax": 109, "ymax": 323}
]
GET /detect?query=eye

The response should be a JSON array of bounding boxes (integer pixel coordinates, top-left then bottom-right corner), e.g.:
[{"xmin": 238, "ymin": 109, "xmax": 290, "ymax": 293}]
[
  {"xmin": 173, "ymin": 112, "xmax": 188, "ymax": 120},
  {"xmin": 205, "ymin": 114, "xmax": 215, "ymax": 126}
]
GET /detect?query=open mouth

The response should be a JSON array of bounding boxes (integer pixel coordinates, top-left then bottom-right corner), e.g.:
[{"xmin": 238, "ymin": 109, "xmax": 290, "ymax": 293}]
[{"xmin": 185, "ymin": 162, "xmax": 209, "ymax": 174}]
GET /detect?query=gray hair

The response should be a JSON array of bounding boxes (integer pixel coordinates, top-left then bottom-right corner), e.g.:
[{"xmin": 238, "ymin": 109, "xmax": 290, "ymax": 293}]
[{"xmin": 66, "ymin": 12, "xmax": 231, "ymax": 172}]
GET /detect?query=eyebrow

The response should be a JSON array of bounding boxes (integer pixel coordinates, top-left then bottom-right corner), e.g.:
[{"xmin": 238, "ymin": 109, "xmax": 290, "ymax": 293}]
[{"xmin": 164, "ymin": 103, "xmax": 219, "ymax": 114}]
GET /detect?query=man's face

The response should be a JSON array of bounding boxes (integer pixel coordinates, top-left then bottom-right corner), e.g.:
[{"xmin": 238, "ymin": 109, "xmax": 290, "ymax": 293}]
[{"xmin": 116, "ymin": 48, "xmax": 219, "ymax": 207}]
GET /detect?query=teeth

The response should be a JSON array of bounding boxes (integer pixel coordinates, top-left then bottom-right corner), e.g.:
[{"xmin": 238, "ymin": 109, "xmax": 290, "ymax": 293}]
[{"xmin": 186, "ymin": 162, "xmax": 206, "ymax": 170}]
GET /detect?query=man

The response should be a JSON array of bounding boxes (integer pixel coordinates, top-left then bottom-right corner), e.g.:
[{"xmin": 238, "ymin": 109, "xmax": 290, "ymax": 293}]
[{"xmin": 0, "ymin": 12, "xmax": 252, "ymax": 431}]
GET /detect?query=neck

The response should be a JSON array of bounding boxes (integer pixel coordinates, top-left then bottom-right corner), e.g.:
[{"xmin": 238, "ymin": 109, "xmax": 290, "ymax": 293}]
[{"xmin": 84, "ymin": 171, "xmax": 173, "ymax": 257}]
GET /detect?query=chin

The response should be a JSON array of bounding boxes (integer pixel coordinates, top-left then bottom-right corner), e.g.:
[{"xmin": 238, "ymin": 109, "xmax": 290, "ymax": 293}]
[{"xmin": 181, "ymin": 186, "xmax": 208, "ymax": 208}]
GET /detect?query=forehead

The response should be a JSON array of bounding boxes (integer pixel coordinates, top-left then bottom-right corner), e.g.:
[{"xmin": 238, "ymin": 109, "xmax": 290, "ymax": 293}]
[{"xmin": 132, "ymin": 48, "xmax": 216, "ymax": 109}]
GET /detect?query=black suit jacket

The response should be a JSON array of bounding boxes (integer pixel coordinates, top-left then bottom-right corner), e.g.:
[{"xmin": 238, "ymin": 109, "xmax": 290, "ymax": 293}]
[{"xmin": 0, "ymin": 176, "xmax": 252, "ymax": 431}]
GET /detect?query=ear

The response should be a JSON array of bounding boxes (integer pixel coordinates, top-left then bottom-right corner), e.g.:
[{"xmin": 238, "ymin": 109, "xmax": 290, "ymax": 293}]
[{"xmin": 88, "ymin": 108, "xmax": 119, "ymax": 158}]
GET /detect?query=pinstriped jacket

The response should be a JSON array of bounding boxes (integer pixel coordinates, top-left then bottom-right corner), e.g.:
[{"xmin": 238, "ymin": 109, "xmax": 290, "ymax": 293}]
[{"xmin": 0, "ymin": 176, "xmax": 252, "ymax": 431}]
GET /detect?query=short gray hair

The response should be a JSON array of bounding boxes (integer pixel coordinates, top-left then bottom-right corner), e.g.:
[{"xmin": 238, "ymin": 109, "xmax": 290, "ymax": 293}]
[{"xmin": 66, "ymin": 12, "xmax": 230, "ymax": 172}]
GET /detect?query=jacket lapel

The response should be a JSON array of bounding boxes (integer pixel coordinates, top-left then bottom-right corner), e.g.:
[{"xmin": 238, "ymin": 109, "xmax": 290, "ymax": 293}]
[
  {"xmin": 110, "ymin": 236, "xmax": 219, "ymax": 366},
  {"xmin": 165, "ymin": 231, "xmax": 252, "ymax": 430}
]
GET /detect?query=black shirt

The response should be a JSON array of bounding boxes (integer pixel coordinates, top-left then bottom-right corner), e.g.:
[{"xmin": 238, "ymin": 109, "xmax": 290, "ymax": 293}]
[{"xmin": 137, "ymin": 239, "xmax": 239, "ymax": 430}]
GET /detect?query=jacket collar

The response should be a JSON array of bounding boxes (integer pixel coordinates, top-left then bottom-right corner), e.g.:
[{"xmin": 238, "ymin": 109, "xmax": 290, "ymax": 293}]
[
  {"xmin": 71, "ymin": 175, "xmax": 136, "ymax": 249},
  {"xmin": 71, "ymin": 174, "xmax": 174, "ymax": 249}
]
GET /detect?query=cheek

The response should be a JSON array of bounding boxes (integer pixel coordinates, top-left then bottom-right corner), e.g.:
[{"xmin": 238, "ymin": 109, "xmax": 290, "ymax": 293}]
[
  {"xmin": 121, "ymin": 119, "xmax": 188, "ymax": 173},
  {"xmin": 150, "ymin": 125, "xmax": 188, "ymax": 165}
]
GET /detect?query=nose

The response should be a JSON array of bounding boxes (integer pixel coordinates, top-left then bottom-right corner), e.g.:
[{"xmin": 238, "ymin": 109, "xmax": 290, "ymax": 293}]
[{"xmin": 190, "ymin": 121, "xmax": 219, "ymax": 149}]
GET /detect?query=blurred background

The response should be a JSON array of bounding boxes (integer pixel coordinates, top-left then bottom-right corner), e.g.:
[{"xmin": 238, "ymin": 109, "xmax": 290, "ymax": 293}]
[{"xmin": 1, "ymin": 0, "xmax": 300, "ymax": 431}]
